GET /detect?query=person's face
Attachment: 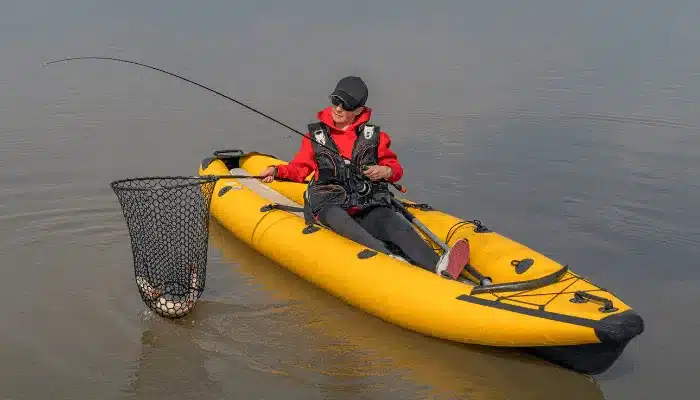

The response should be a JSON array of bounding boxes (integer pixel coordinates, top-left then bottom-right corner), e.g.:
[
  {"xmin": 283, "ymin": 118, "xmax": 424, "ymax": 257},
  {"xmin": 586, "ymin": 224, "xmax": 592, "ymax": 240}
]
[{"xmin": 330, "ymin": 95, "xmax": 363, "ymax": 125}]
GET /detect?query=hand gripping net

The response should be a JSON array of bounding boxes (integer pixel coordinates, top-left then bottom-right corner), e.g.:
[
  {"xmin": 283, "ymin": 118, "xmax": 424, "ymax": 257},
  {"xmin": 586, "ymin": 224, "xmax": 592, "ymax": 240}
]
[{"xmin": 110, "ymin": 176, "xmax": 218, "ymax": 318}]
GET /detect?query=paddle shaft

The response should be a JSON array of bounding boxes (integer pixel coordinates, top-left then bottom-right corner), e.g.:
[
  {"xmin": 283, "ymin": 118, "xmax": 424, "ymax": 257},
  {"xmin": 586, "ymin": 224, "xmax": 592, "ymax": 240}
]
[
  {"xmin": 200, "ymin": 174, "xmax": 305, "ymax": 184},
  {"xmin": 213, "ymin": 174, "xmax": 269, "ymax": 180},
  {"xmin": 390, "ymin": 198, "xmax": 449, "ymax": 252}
]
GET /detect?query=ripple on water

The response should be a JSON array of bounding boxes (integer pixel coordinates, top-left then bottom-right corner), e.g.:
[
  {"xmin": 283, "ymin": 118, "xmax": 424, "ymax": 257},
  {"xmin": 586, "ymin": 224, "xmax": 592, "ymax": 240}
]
[{"xmin": 0, "ymin": 201, "xmax": 127, "ymax": 247}]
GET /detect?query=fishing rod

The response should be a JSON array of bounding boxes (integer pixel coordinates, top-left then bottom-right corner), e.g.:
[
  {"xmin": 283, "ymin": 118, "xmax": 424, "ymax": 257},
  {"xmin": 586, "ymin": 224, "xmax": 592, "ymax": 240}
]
[{"xmin": 43, "ymin": 56, "xmax": 406, "ymax": 193}]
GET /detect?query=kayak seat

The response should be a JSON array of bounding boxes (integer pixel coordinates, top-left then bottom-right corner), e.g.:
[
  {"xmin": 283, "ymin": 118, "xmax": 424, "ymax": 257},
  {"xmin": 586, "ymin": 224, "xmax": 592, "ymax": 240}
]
[{"xmin": 230, "ymin": 168, "xmax": 416, "ymax": 263}]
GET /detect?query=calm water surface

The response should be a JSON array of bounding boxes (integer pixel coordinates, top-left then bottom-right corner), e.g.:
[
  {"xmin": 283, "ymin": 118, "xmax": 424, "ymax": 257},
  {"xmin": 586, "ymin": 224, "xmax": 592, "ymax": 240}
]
[{"xmin": 1, "ymin": 1, "xmax": 699, "ymax": 398}]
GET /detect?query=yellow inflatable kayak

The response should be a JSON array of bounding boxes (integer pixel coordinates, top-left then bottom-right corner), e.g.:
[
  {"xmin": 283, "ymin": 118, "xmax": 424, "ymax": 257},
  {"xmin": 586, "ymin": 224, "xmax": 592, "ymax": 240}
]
[{"xmin": 198, "ymin": 149, "xmax": 644, "ymax": 375}]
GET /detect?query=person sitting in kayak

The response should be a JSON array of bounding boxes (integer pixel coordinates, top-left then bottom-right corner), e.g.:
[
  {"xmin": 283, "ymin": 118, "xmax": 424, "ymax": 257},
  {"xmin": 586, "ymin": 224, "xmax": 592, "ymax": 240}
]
[{"xmin": 259, "ymin": 76, "xmax": 469, "ymax": 277}]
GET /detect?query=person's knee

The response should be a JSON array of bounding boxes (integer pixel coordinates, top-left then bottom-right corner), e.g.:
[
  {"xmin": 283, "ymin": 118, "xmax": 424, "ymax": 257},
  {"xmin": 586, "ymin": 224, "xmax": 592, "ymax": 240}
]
[
  {"xmin": 368, "ymin": 206, "xmax": 398, "ymax": 221},
  {"xmin": 379, "ymin": 208, "xmax": 413, "ymax": 232},
  {"xmin": 316, "ymin": 204, "xmax": 347, "ymax": 226},
  {"xmin": 361, "ymin": 206, "xmax": 412, "ymax": 234}
]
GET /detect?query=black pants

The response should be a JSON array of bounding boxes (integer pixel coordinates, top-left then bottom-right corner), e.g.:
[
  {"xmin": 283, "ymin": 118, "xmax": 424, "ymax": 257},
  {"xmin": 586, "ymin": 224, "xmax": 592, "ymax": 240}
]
[{"xmin": 316, "ymin": 204, "xmax": 440, "ymax": 272}]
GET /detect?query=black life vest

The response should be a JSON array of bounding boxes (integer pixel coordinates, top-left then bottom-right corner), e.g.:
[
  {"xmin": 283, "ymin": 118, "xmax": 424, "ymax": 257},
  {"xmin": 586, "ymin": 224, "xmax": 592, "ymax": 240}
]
[{"xmin": 304, "ymin": 121, "xmax": 392, "ymax": 215}]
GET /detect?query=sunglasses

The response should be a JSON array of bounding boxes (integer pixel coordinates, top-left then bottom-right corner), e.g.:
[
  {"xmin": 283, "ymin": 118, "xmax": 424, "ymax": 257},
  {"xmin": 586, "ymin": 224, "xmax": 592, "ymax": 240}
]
[{"xmin": 330, "ymin": 94, "xmax": 360, "ymax": 112}]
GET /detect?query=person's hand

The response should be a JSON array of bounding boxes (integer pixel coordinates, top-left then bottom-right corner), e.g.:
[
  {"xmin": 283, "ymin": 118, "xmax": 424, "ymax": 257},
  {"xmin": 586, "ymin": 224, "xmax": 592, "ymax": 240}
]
[
  {"xmin": 363, "ymin": 165, "xmax": 392, "ymax": 181},
  {"xmin": 260, "ymin": 166, "xmax": 277, "ymax": 183}
]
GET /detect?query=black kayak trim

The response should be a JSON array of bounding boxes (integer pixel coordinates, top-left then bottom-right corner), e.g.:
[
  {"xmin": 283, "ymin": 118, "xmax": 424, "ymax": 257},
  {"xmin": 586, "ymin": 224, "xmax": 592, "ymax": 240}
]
[{"xmin": 456, "ymin": 295, "xmax": 643, "ymax": 343}]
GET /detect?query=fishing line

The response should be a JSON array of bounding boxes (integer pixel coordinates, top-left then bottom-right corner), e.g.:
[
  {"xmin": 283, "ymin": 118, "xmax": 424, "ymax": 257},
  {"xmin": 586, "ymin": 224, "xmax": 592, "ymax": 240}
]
[{"xmin": 43, "ymin": 56, "xmax": 405, "ymax": 192}]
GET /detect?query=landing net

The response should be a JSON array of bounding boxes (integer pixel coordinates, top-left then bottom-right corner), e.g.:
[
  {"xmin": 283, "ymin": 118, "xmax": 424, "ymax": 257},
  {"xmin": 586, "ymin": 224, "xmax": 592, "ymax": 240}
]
[{"xmin": 110, "ymin": 176, "xmax": 218, "ymax": 318}]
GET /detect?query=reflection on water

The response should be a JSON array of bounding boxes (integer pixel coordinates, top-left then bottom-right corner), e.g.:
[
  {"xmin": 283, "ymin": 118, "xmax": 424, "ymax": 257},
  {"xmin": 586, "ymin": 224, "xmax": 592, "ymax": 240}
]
[
  {"xmin": 124, "ymin": 315, "xmax": 224, "ymax": 400},
  {"xmin": 118, "ymin": 219, "xmax": 606, "ymax": 399}
]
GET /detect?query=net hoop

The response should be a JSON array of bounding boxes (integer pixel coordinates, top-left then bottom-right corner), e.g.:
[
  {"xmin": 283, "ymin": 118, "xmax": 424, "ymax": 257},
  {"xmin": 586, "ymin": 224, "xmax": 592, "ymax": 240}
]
[{"xmin": 110, "ymin": 175, "xmax": 219, "ymax": 191}]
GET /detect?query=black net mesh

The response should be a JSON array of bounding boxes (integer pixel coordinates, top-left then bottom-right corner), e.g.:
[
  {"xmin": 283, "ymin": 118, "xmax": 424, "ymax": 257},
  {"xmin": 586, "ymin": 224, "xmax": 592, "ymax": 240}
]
[{"xmin": 110, "ymin": 176, "xmax": 218, "ymax": 318}]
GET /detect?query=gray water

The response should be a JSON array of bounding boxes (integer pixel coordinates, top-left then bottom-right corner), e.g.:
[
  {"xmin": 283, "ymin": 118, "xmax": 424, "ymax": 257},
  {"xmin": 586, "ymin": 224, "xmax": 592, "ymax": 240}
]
[{"xmin": 1, "ymin": 0, "xmax": 698, "ymax": 398}]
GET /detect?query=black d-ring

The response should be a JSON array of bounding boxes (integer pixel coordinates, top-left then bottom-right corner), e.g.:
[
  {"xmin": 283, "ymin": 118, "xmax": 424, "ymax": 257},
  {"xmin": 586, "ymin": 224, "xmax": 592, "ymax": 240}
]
[{"xmin": 511, "ymin": 258, "xmax": 534, "ymax": 274}]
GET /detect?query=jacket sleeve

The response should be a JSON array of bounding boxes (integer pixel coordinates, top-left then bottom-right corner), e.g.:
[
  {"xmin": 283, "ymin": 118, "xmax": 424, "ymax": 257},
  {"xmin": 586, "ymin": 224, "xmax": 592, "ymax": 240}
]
[
  {"xmin": 377, "ymin": 132, "xmax": 404, "ymax": 183},
  {"xmin": 274, "ymin": 134, "xmax": 317, "ymax": 182}
]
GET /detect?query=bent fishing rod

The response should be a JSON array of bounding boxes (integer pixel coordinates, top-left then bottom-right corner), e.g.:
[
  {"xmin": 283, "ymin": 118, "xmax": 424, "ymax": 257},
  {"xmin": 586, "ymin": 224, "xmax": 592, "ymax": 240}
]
[{"xmin": 43, "ymin": 56, "xmax": 406, "ymax": 193}]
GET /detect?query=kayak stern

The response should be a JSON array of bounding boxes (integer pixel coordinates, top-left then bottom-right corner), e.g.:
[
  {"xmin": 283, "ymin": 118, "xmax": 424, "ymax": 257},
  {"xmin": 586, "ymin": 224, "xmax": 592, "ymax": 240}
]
[{"xmin": 528, "ymin": 309, "xmax": 644, "ymax": 374}]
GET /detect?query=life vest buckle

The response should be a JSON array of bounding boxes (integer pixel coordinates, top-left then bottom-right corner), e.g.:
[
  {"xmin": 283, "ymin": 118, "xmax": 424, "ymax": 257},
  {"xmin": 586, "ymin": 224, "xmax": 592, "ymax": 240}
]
[{"xmin": 313, "ymin": 128, "xmax": 326, "ymax": 145}]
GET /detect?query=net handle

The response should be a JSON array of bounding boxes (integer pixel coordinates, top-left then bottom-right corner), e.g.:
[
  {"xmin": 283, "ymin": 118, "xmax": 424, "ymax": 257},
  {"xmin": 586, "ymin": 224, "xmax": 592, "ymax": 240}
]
[{"xmin": 109, "ymin": 174, "xmax": 264, "ymax": 191}]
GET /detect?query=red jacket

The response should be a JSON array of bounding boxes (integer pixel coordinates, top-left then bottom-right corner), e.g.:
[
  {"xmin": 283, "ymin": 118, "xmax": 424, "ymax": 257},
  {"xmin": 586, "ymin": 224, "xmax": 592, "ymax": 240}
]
[{"xmin": 275, "ymin": 106, "xmax": 404, "ymax": 183}]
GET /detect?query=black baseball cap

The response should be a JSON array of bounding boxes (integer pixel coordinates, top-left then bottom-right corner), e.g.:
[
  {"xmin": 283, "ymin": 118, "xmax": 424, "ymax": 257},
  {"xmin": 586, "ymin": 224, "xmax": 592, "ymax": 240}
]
[{"xmin": 329, "ymin": 76, "xmax": 368, "ymax": 110}]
